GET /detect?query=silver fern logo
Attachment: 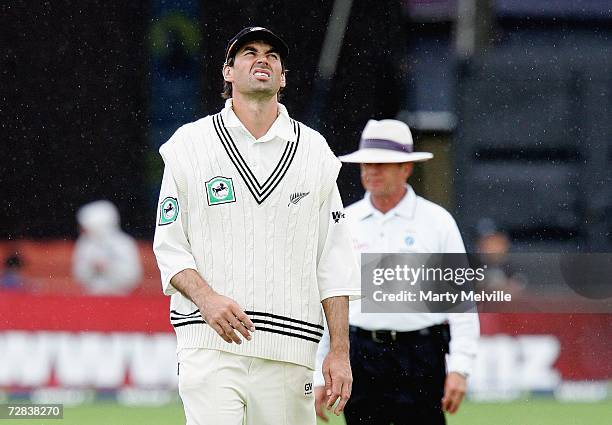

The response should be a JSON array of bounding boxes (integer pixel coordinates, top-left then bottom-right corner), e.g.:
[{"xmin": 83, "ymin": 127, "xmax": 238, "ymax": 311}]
[{"xmin": 288, "ymin": 191, "xmax": 310, "ymax": 206}]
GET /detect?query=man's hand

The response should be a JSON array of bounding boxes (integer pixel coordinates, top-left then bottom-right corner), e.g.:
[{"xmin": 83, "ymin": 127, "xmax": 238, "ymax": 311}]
[
  {"xmin": 170, "ymin": 269, "xmax": 255, "ymax": 344},
  {"xmin": 442, "ymin": 372, "xmax": 467, "ymax": 414},
  {"xmin": 314, "ymin": 386, "xmax": 329, "ymax": 422},
  {"xmin": 194, "ymin": 290, "xmax": 255, "ymax": 344},
  {"xmin": 319, "ymin": 295, "xmax": 351, "ymax": 416},
  {"xmin": 322, "ymin": 349, "xmax": 352, "ymax": 416}
]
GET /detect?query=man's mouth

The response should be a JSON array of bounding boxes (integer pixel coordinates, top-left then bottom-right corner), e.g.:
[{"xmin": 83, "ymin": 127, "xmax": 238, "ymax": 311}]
[{"xmin": 253, "ymin": 69, "xmax": 271, "ymax": 80}]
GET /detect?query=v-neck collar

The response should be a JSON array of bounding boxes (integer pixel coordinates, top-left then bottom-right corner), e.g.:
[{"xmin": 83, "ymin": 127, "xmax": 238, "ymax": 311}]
[{"xmin": 212, "ymin": 112, "xmax": 301, "ymax": 205}]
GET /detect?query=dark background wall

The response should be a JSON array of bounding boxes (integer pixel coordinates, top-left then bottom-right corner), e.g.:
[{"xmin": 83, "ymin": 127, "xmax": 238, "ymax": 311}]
[
  {"xmin": 454, "ymin": 17, "xmax": 612, "ymax": 252},
  {"xmin": 2, "ymin": 1, "xmax": 149, "ymax": 239},
  {"xmin": 2, "ymin": 0, "xmax": 611, "ymax": 253}
]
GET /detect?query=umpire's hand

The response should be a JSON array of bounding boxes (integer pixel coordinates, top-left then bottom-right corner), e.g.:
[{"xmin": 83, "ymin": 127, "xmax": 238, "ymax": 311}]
[
  {"xmin": 442, "ymin": 372, "xmax": 467, "ymax": 413},
  {"xmin": 321, "ymin": 350, "xmax": 352, "ymax": 416}
]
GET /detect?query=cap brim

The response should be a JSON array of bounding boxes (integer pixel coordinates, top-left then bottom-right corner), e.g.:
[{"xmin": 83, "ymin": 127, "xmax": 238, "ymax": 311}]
[
  {"xmin": 338, "ymin": 149, "xmax": 433, "ymax": 163},
  {"xmin": 226, "ymin": 30, "xmax": 288, "ymax": 63}
]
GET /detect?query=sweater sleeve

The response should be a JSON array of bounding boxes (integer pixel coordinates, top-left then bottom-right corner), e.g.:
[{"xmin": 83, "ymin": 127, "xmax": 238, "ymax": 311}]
[
  {"xmin": 153, "ymin": 137, "xmax": 197, "ymax": 296},
  {"xmin": 315, "ymin": 139, "xmax": 361, "ymax": 301}
]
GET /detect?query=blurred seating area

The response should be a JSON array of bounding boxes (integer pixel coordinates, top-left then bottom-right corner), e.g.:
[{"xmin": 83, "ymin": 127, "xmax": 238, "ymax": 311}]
[{"xmin": 0, "ymin": 240, "xmax": 160, "ymax": 296}]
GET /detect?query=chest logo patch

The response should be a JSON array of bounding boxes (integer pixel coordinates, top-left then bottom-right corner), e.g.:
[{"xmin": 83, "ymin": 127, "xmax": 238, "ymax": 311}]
[
  {"xmin": 288, "ymin": 191, "xmax": 310, "ymax": 206},
  {"xmin": 206, "ymin": 176, "xmax": 236, "ymax": 206},
  {"xmin": 405, "ymin": 235, "xmax": 415, "ymax": 247},
  {"xmin": 159, "ymin": 197, "xmax": 179, "ymax": 225}
]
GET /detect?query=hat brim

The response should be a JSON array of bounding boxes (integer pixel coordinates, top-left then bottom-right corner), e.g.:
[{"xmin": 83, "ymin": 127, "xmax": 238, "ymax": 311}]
[
  {"xmin": 338, "ymin": 149, "xmax": 433, "ymax": 163},
  {"xmin": 226, "ymin": 29, "xmax": 288, "ymax": 63}
]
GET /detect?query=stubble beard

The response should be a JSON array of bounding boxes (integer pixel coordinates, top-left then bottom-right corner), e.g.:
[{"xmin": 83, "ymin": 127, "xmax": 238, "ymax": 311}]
[{"xmin": 250, "ymin": 65, "xmax": 284, "ymax": 96}]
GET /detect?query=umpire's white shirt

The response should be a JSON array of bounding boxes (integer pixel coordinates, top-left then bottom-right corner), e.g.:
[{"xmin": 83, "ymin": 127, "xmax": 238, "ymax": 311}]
[{"xmin": 315, "ymin": 186, "xmax": 479, "ymax": 384}]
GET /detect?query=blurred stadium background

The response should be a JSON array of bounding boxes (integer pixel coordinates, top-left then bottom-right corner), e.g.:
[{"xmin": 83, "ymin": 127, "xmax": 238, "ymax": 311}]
[{"xmin": 1, "ymin": 0, "xmax": 611, "ymax": 424}]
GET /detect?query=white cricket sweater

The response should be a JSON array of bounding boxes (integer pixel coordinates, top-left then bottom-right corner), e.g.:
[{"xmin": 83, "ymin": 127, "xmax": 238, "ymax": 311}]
[{"xmin": 153, "ymin": 101, "xmax": 360, "ymax": 369}]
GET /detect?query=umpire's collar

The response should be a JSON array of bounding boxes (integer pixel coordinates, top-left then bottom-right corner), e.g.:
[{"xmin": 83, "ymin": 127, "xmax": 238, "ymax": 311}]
[
  {"xmin": 222, "ymin": 99, "xmax": 297, "ymax": 143},
  {"xmin": 356, "ymin": 185, "xmax": 418, "ymax": 221}
]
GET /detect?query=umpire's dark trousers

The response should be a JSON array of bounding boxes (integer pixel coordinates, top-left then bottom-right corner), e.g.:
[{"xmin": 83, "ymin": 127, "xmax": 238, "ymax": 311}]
[{"xmin": 344, "ymin": 324, "xmax": 450, "ymax": 425}]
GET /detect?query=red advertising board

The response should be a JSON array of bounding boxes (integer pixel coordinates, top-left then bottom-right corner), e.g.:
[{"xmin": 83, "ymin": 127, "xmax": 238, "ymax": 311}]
[{"xmin": 1, "ymin": 293, "xmax": 609, "ymax": 381}]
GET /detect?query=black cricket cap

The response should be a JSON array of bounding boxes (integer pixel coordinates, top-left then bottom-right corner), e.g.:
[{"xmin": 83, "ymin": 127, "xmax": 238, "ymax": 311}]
[{"xmin": 224, "ymin": 26, "xmax": 289, "ymax": 65}]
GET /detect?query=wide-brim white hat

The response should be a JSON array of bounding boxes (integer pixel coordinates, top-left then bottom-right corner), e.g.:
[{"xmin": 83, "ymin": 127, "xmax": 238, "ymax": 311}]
[{"xmin": 338, "ymin": 119, "xmax": 433, "ymax": 163}]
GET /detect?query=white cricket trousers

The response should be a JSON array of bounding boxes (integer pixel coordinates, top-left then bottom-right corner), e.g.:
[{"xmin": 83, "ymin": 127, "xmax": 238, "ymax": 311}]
[{"xmin": 177, "ymin": 348, "xmax": 316, "ymax": 425}]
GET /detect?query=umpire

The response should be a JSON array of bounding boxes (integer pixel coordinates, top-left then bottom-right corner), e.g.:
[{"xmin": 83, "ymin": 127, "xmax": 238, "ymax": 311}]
[{"xmin": 314, "ymin": 119, "xmax": 479, "ymax": 424}]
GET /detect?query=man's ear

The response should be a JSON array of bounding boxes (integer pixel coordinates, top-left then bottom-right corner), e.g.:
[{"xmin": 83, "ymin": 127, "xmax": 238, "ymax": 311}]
[
  {"xmin": 223, "ymin": 64, "xmax": 233, "ymax": 83},
  {"xmin": 280, "ymin": 71, "xmax": 286, "ymax": 88},
  {"xmin": 403, "ymin": 162, "xmax": 414, "ymax": 179}
]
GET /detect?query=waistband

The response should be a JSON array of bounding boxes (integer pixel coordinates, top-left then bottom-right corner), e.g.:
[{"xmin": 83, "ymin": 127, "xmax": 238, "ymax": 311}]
[{"xmin": 350, "ymin": 323, "xmax": 449, "ymax": 344}]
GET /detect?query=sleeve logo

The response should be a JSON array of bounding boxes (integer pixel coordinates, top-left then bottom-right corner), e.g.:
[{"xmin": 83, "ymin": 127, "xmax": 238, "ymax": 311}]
[
  {"xmin": 331, "ymin": 211, "xmax": 345, "ymax": 223},
  {"xmin": 159, "ymin": 197, "xmax": 179, "ymax": 225},
  {"xmin": 206, "ymin": 176, "xmax": 236, "ymax": 206}
]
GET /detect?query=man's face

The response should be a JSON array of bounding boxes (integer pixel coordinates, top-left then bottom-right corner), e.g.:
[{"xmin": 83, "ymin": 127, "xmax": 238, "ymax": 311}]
[
  {"xmin": 224, "ymin": 41, "xmax": 286, "ymax": 98},
  {"xmin": 360, "ymin": 162, "xmax": 414, "ymax": 197}
]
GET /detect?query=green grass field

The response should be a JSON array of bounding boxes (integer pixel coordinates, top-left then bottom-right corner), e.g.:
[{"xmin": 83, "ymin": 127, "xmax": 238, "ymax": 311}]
[{"xmin": 9, "ymin": 400, "xmax": 612, "ymax": 425}]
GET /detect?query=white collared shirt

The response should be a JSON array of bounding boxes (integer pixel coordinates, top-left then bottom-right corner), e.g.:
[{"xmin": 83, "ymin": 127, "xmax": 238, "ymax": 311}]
[
  {"xmin": 222, "ymin": 99, "xmax": 297, "ymax": 182},
  {"xmin": 315, "ymin": 186, "xmax": 479, "ymax": 382}
]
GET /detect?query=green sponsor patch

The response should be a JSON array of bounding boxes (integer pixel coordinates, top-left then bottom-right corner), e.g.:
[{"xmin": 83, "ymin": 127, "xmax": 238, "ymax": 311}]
[
  {"xmin": 206, "ymin": 176, "xmax": 236, "ymax": 206},
  {"xmin": 159, "ymin": 197, "xmax": 179, "ymax": 225}
]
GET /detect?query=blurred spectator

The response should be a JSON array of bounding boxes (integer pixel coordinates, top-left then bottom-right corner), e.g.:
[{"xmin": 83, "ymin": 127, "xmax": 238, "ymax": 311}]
[
  {"xmin": 0, "ymin": 253, "xmax": 27, "ymax": 291},
  {"xmin": 475, "ymin": 218, "xmax": 526, "ymax": 293},
  {"xmin": 72, "ymin": 200, "xmax": 142, "ymax": 295},
  {"xmin": 476, "ymin": 217, "xmax": 511, "ymax": 261}
]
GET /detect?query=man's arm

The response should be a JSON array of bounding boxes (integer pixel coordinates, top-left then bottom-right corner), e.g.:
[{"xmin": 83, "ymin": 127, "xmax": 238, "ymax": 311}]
[
  {"xmin": 314, "ymin": 325, "xmax": 330, "ymax": 421},
  {"xmin": 320, "ymin": 295, "xmax": 351, "ymax": 416},
  {"xmin": 314, "ymin": 175, "xmax": 360, "ymax": 417},
  {"xmin": 442, "ymin": 312, "xmax": 480, "ymax": 413},
  {"xmin": 153, "ymin": 155, "xmax": 254, "ymax": 344},
  {"xmin": 170, "ymin": 269, "xmax": 254, "ymax": 344},
  {"xmin": 440, "ymin": 215, "xmax": 479, "ymax": 413}
]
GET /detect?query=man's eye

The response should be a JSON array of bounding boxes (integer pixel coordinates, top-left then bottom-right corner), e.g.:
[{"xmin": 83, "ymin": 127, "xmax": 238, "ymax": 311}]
[{"xmin": 269, "ymin": 54, "xmax": 279, "ymax": 60}]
